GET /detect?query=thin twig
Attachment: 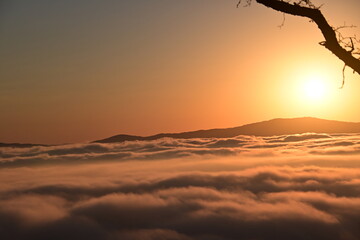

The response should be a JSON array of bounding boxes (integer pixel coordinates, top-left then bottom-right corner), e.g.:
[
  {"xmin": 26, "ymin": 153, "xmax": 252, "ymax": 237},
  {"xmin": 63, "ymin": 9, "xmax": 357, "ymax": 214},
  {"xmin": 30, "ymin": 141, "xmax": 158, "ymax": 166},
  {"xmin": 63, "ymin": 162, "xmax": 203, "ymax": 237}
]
[
  {"xmin": 278, "ymin": 13, "xmax": 286, "ymax": 28},
  {"xmin": 341, "ymin": 64, "xmax": 347, "ymax": 88}
]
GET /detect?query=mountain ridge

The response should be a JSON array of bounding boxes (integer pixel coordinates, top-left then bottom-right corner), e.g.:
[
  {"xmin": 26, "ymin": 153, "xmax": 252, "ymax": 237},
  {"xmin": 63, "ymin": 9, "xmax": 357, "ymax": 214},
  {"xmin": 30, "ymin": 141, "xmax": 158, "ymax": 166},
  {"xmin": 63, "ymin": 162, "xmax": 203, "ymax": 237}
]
[
  {"xmin": 0, "ymin": 143, "xmax": 48, "ymax": 148},
  {"xmin": 2, "ymin": 117, "xmax": 360, "ymax": 146},
  {"xmin": 94, "ymin": 117, "xmax": 360, "ymax": 143}
]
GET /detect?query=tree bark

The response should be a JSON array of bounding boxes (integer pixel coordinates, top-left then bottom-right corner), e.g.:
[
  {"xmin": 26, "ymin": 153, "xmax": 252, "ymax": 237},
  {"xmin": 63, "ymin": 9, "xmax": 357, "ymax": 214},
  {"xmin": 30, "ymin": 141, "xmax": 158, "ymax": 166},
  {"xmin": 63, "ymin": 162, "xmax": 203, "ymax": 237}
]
[{"xmin": 255, "ymin": 0, "xmax": 360, "ymax": 75}]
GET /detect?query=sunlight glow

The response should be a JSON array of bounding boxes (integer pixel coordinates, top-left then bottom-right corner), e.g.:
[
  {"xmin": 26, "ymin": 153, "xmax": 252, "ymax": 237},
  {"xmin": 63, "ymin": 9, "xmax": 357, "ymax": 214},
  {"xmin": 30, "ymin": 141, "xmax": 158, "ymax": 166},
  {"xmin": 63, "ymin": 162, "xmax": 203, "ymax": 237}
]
[
  {"xmin": 285, "ymin": 68, "xmax": 340, "ymax": 118},
  {"xmin": 304, "ymin": 77, "xmax": 326, "ymax": 100},
  {"xmin": 298, "ymin": 73, "xmax": 331, "ymax": 106}
]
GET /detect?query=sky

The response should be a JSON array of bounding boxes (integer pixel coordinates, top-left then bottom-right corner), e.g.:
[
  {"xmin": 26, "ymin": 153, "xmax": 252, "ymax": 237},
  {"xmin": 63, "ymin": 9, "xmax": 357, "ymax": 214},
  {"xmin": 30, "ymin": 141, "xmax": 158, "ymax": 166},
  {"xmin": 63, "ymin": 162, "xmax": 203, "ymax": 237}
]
[
  {"xmin": 1, "ymin": 2, "xmax": 360, "ymax": 238},
  {"xmin": 1, "ymin": 0, "xmax": 360, "ymax": 144}
]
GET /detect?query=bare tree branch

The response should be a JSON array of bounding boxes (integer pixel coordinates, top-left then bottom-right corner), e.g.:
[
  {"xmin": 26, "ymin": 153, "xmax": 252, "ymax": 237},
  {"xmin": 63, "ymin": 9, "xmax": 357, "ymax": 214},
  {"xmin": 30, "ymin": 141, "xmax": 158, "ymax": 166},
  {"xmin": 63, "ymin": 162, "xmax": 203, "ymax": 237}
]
[
  {"xmin": 342, "ymin": 64, "xmax": 347, "ymax": 88},
  {"xmin": 239, "ymin": 0, "xmax": 360, "ymax": 75}
]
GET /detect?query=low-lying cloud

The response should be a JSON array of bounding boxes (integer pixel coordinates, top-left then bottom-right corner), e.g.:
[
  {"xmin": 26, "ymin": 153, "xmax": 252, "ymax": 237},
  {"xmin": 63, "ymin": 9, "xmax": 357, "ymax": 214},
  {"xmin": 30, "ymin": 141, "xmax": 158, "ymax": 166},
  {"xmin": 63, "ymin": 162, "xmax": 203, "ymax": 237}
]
[
  {"xmin": 1, "ymin": 133, "xmax": 360, "ymax": 239},
  {"xmin": 2, "ymin": 133, "xmax": 360, "ymax": 167}
]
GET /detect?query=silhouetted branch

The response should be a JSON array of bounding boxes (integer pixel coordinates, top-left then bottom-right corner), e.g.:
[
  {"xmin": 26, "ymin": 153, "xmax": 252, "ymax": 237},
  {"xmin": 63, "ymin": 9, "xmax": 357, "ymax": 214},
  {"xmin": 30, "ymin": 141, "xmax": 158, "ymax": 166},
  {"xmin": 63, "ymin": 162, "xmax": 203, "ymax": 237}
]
[
  {"xmin": 237, "ymin": 0, "xmax": 252, "ymax": 8},
  {"xmin": 238, "ymin": 0, "xmax": 360, "ymax": 76},
  {"xmin": 342, "ymin": 64, "xmax": 347, "ymax": 88},
  {"xmin": 278, "ymin": 13, "xmax": 286, "ymax": 28}
]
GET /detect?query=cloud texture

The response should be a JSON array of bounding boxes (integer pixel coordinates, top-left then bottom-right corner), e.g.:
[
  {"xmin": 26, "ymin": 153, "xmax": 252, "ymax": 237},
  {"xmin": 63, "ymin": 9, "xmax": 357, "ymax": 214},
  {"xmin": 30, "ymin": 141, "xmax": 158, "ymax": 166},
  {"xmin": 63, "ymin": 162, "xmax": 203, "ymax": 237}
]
[{"xmin": 1, "ymin": 133, "xmax": 360, "ymax": 239}]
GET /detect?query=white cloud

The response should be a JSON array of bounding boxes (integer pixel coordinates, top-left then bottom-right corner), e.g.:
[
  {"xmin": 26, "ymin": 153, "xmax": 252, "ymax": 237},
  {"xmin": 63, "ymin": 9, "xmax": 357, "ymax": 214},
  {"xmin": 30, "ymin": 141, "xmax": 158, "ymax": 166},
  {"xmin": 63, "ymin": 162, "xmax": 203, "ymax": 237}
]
[{"xmin": 0, "ymin": 133, "xmax": 360, "ymax": 239}]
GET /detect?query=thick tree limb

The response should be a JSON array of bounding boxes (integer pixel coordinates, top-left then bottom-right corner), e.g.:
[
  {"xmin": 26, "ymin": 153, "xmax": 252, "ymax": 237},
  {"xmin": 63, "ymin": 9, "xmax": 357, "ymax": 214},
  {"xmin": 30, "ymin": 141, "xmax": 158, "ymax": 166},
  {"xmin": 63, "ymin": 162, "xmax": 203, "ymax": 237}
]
[{"xmin": 255, "ymin": 0, "xmax": 360, "ymax": 75}]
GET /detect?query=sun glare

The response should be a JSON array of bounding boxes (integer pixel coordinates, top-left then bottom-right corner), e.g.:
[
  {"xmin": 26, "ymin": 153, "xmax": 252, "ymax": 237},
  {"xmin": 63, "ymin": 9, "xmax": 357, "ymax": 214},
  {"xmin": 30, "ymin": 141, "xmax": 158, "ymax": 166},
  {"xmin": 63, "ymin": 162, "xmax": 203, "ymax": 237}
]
[
  {"xmin": 304, "ymin": 78, "xmax": 326, "ymax": 100},
  {"xmin": 298, "ymin": 73, "xmax": 331, "ymax": 105},
  {"xmin": 287, "ymin": 69, "xmax": 337, "ymax": 114}
]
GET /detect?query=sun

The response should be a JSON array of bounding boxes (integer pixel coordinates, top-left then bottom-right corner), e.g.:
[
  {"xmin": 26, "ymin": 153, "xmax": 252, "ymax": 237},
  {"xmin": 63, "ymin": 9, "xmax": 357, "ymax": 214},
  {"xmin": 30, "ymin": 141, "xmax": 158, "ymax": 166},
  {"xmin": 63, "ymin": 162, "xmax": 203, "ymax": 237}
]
[
  {"xmin": 303, "ymin": 77, "xmax": 326, "ymax": 100},
  {"xmin": 298, "ymin": 73, "xmax": 331, "ymax": 105},
  {"xmin": 288, "ymin": 70, "xmax": 335, "ymax": 113},
  {"xmin": 283, "ymin": 64, "xmax": 346, "ymax": 118}
]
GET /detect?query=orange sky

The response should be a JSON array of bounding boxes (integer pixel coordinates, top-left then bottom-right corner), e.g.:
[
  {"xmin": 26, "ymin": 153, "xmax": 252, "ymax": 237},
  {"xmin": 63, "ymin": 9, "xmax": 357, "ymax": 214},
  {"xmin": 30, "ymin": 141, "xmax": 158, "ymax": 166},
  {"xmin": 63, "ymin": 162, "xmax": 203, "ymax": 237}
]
[{"xmin": 0, "ymin": 0, "xmax": 360, "ymax": 144}]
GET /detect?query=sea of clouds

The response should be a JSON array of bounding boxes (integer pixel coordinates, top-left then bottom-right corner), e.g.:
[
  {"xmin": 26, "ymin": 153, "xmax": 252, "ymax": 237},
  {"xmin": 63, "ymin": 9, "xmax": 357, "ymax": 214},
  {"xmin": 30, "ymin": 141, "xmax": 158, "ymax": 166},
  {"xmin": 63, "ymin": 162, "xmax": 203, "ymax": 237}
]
[{"xmin": 1, "ymin": 133, "xmax": 360, "ymax": 240}]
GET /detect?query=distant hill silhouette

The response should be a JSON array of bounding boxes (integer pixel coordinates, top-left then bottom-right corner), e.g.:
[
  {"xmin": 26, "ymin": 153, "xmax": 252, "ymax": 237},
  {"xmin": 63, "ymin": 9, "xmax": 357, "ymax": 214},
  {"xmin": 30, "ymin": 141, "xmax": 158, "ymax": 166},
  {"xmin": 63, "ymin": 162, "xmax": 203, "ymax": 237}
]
[
  {"xmin": 94, "ymin": 117, "xmax": 360, "ymax": 143},
  {"xmin": 0, "ymin": 143, "xmax": 47, "ymax": 148}
]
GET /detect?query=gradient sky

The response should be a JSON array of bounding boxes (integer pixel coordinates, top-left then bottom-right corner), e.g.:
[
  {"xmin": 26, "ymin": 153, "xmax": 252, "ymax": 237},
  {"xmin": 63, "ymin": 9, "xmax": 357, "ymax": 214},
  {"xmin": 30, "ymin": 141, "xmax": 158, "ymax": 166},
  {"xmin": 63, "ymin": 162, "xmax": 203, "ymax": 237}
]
[{"xmin": 1, "ymin": 0, "xmax": 360, "ymax": 144}]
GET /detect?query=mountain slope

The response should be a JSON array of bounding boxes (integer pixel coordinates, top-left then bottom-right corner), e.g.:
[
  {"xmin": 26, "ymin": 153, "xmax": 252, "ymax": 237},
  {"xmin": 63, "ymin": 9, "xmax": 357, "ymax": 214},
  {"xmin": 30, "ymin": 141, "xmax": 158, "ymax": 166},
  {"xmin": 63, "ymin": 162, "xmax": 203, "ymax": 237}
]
[
  {"xmin": 0, "ymin": 143, "xmax": 48, "ymax": 148},
  {"xmin": 94, "ymin": 117, "xmax": 360, "ymax": 143}
]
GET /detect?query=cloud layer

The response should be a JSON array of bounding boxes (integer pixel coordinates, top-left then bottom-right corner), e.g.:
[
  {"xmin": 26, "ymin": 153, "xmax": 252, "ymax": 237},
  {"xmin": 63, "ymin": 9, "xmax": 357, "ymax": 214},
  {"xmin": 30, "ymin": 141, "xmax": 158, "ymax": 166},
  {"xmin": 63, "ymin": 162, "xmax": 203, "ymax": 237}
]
[
  {"xmin": 1, "ymin": 133, "xmax": 360, "ymax": 239},
  {"xmin": 2, "ymin": 133, "xmax": 360, "ymax": 167}
]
